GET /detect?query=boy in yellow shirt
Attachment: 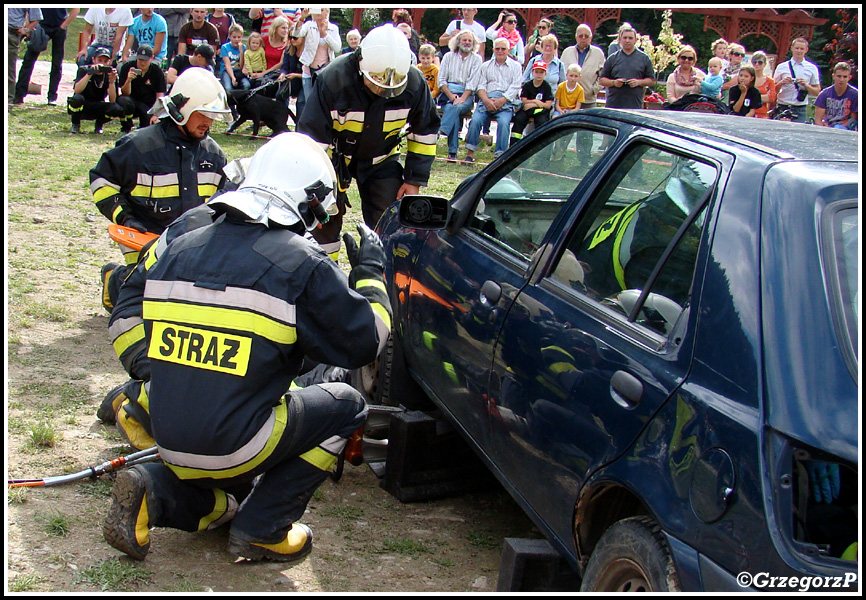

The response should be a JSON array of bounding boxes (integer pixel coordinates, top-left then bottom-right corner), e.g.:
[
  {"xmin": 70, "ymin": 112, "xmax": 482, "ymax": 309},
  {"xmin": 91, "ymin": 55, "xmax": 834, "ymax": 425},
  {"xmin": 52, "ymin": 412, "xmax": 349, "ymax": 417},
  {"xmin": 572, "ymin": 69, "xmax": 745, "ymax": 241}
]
[
  {"xmin": 554, "ymin": 64, "xmax": 585, "ymax": 116},
  {"xmin": 417, "ymin": 44, "xmax": 440, "ymax": 99}
]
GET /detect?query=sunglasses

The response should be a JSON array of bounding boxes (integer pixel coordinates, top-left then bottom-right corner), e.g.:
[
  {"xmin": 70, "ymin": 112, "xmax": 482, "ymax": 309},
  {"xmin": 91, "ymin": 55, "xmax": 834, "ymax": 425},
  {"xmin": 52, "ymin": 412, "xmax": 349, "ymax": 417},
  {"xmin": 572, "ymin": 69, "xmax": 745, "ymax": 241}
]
[
  {"xmin": 752, "ymin": 60, "xmax": 764, "ymax": 64},
  {"xmin": 680, "ymin": 56, "xmax": 695, "ymax": 61},
  {"xmin": 505, "ymin": 20, "xmax": 517, "ymax": 24},
  {"xmin": 731, "ymin": 52, "xmax": 744, "ymax": 57}
]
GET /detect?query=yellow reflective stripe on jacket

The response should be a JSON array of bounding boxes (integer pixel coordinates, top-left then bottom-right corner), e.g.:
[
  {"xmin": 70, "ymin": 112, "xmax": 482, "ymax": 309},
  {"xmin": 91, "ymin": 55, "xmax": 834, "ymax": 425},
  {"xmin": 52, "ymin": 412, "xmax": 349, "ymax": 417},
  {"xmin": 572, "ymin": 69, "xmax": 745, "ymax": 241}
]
[
  {"xmin": 162, "ymin": 399, "xmax": 288, "ymax": 480},
  {"xmin": 144, "ymin": 301, "xmax": 297, "ymax": 346},
  {"xmin": 406, "ymin": 138, "xmax": 438, "ymax": 156},
  {"xmin": 112, "ymin": 322, "xmax": 146, "ymax": 357},
  {"xmin": 131, "ymin": 172, "xmax": 181, "ymax": 200},
  {"xmin": 197, "ymin": 172, "xmax": 222, "ymax": 199},
  {"xmin": 112, "ymin": 205, "xmax": 125, "ymax": 224},
  {"xmin": 370, "ymin": 302, "xmax": 392, "ymax": 332},
  {"xmin": 355, "ymin": 278, "xmax": 387, "ymax": 294},
  {"xmin": 611, "ymin": 205, "xmax": 642, "ymax": 290},
  {"xmin": 331, "ymin": 109, "xmax": 365, "ymax": 133},
  {"xmin": 91, "ymin": 177, "xmax": 120, "ymax": 203}
]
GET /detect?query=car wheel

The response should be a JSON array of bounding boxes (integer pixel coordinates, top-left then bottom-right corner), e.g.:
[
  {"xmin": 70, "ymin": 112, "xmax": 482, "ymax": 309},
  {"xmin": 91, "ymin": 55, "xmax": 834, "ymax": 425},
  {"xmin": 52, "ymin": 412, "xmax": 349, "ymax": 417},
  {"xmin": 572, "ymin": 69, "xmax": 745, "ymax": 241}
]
[
  {"xmin": 376, "ymin": 334, "xmax": 433, "ymax": 410},
  {"xmin": 580, "ymin": 516, "xmax": 681, "ymax": 592}
]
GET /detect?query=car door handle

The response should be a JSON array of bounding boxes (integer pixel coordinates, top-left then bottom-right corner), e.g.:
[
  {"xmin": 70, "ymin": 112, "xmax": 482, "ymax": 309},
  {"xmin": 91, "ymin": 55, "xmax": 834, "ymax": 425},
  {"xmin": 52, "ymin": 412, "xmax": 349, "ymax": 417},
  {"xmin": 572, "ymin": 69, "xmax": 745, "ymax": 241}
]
[
  {"xmin": 610, "ymin": 370, "xmax": 643, "ymax": 409},
  {"xmin": 479, "ymin": 280, "xmax": 502, "ymax": 308}
]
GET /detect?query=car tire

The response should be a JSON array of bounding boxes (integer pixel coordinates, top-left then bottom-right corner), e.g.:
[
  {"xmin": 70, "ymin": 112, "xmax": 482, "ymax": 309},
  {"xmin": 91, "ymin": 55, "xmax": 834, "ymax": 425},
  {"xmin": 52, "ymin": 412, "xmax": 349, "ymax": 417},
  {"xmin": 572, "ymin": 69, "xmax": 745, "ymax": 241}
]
[
  {"xmin": 580, "ymin": 516, "xmax": 681, "ymax": 592},
  {"xmin": 376, "ymin": 333, "xmax": 433, "ymax": 411}
]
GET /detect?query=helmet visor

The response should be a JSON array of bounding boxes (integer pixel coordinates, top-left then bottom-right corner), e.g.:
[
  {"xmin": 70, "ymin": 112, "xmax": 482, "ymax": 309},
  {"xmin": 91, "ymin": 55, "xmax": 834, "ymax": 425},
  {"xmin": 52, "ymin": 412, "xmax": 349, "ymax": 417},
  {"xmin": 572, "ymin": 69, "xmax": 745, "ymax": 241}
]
[
  {"xmin": 197, "ymin": 109, "xmax": 233, "ymax": 123},
  {"xmin": 363, "ymin": 67, "xmax": 407, "ymax": 89}
]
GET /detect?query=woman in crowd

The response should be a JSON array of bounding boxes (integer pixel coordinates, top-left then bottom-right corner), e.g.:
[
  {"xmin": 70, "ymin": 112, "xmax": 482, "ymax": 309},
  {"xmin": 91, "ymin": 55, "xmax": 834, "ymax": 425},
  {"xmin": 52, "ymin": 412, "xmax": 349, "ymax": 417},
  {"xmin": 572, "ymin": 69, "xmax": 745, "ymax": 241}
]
[
  {"xmin": 666, "ymin": 45, "xmax": 705, "ymax": 102},
  {"xmin": 750, "ymin": 50, "xmax": 776, "ymax": 119},
  {"xmin": 728, "ymin": 65, "xmax": 761, "ymax": 117},
  {"xmin": 523, "ymin": 34, "xmax": 565, "ymax": 90},
  {"xmin": 524, "ymin": 18, "xmax": 554, "ymax": 66},
  {"xmin": 486, "ymin": 10, "xmax": 524, "ymax": 62},
  {"xmin": 261, "ymin": 15, "xmax": 291, "ymax": 79}
]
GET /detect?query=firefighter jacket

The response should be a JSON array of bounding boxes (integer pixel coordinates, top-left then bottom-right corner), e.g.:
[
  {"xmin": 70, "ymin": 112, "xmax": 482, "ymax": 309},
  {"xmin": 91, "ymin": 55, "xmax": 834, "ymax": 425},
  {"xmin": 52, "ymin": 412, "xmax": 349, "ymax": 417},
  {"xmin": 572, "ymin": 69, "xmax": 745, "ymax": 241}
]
[
  {"xmin": 297, "ymin": 52, "xmax": 440, "ymax": 190},
  {"xmin": 90, "ymin": 119, "xmax": 227, "ymax": 234},
  {"xmin": 138, "ymin": 214, "xmax": 391, "ymax": 478}
]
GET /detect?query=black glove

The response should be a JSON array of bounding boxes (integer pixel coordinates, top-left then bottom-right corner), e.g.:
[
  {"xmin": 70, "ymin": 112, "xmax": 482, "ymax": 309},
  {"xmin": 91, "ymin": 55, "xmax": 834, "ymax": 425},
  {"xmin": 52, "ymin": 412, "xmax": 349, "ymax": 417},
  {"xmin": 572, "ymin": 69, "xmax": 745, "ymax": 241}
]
[
  {"xmin": 342, "ymin": 224, "xmax": 385, "ymax": 271},
  {"xmin": 118, "ymin": 213, "xmax": 148, "ymax": 233}
]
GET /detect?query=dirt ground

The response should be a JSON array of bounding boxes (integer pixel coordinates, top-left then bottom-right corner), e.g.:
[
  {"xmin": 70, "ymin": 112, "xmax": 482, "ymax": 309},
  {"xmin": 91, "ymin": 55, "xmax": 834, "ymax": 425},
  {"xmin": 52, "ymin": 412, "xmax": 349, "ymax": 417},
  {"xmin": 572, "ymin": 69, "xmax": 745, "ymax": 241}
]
[{"xmin": 6, "ymin": 61, "xmax": 542, "ymax": 594}]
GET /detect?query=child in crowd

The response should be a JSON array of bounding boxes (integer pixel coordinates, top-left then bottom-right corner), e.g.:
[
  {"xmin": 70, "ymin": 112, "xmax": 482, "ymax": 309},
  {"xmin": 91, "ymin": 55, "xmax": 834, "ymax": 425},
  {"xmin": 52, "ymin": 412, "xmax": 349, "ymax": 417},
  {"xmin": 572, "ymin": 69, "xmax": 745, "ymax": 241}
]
[
  {"xmin": 417, "ymin": 44, "xmax": 440, "ymax": 99},
  {"xmin": 243, "ymin": 32, "xmax": 267, "ymax": 84},
  {"xmin": 728, "ymin": 65, "xmax": 761, "ymax": 117},
  {"xmin": 510, "ymin": 60, "xmax": 554, "ymax": 147},
  {"xmin": 343, "ymin": 29, "xmax": 361, "ymax": 54},
  {"xmin": 553, "ymin": 63, "xmax": 584, "ymax": 117},
  {"xmin": 220, "ymin": 24, "xmax": 250, "ymax": 90},
  {"xmin": 699, "ymin": 57, "xmax": 724, "ymax": 99}
]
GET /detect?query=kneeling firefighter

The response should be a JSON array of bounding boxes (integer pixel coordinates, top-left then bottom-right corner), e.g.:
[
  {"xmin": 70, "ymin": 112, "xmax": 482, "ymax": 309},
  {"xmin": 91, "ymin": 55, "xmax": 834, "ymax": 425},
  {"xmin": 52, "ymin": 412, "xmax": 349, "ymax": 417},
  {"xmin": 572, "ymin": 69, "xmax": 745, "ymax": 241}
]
[{"xmin": 102, "ymin": 132, "xmax": 392, "ymax": 563}]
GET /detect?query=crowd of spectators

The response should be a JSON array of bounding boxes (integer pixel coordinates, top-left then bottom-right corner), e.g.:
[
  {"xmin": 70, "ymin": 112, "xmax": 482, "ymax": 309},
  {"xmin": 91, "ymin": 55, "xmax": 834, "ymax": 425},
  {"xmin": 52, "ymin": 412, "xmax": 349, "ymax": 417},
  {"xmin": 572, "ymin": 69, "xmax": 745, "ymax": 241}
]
[{"xmin": 8, "ymin": 8, "xmax": 858, "ymax": 141}]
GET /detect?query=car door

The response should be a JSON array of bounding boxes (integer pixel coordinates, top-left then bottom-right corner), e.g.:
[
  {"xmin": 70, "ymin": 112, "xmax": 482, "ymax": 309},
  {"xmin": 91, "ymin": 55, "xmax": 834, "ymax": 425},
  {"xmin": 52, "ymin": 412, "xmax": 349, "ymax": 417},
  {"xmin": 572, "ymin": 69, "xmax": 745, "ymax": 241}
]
[
  {"xmin": 402, "ymin": 124, "xmax": 617, "ymax": 452},
  {"xmin": 486, "ymin": 135, "xmax": 729, "ymax": 547}
]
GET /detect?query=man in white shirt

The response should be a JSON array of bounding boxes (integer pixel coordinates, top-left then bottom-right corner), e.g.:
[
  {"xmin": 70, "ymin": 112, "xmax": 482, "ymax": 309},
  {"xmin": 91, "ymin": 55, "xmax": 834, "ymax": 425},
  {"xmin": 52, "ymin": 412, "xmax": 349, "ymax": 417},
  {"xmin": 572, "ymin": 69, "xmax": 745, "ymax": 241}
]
[
  {"xmin": 439, "ymin": 8, "xmax": 486, "ymax": 58},
  {"xmin": 464, "ymin": 37, "xmax": 523, "ymax": 162},
  {"xmin": 773, "ymin": 37, "xmax": 821, "ymax": 123},
  {"xmin": 438, "ymin": 30, "xmax": 483, "ymax": 161}
]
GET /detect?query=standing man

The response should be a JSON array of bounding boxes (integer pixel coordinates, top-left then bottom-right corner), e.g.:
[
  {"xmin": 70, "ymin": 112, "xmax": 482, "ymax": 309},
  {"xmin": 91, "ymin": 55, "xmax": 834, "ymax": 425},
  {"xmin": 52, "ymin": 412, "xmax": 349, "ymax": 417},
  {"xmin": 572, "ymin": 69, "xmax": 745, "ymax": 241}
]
[
  {"xmin": 156, "ymin": 8, "xmax": 191, "ymax": 64},
  {"xmin": 123, "ymin": 8, "xmax": 168, "ymax": 63},
  {"xmin": 7, "ymin": 8, "xmax": 42, "ymax": 108},
  {"xmin": 773, "ymin": 37, "xmax": 821, "ymax": 123},
  {"xmin": 598, "ymin": 24, "xmax": 655, "ymax": 109},
  {"xmin": 177, "ymin": 8, "xmax": 220, "ymax": 58},
  {"xmin": 101, "ymin": 132, "xmax": 390, "ymax": 563},
  {"xmin": 298, "ymin": 24, "xmax": 439, "ymax": 259},
  {"xmin": 463, "ymin": 37, "xmax": 523, "ymax": 163},
  {"xmin": 560, "ymin": 23, "xmax": 606, "ymax": 109},
  {"xmin": 117, "ymin": 44, "xmax": 166, "ymax": 134},
  {"xmin": 438, "ymin": 30, "xmax": 483, "ymax": 162},
  {"xmin": 91, "ymin": 67, "xmax": 231, "ymax": 311},
  {"xmin": 12, "ymin": 8, "xmax": 79, "ymax": 106},
  {"xmin": 439, "ymin": 8, "xmax": 486, "ymax": 59},
  {"xmin": 814, "ymin": 62, "xmax": 858, "ymax": 129}
]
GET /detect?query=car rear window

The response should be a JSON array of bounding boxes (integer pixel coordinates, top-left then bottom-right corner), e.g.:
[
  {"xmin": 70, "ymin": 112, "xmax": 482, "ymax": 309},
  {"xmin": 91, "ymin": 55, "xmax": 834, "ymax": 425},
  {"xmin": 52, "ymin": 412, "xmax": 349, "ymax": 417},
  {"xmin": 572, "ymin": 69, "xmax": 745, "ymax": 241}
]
[{"xmin": 827, "ymin": 206, "xmax": 858, "ymax": 367}]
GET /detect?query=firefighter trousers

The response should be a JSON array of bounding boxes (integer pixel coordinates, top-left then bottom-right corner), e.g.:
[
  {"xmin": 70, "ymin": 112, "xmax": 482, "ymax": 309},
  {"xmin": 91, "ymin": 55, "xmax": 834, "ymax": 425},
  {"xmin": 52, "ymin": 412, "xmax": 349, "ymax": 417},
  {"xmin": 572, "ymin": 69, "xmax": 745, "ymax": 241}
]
[{"xmin": 137, "ymin": 382, "xmax": 367, "ymax": 543}]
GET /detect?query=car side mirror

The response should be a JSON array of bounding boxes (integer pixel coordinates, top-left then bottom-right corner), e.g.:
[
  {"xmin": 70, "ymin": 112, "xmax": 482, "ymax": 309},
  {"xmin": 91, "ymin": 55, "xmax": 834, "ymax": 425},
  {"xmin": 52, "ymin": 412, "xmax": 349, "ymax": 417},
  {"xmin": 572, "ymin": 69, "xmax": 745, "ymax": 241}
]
[{"xmin": 398, "ymin": 195, "xmax": 451, "ymax": 230}]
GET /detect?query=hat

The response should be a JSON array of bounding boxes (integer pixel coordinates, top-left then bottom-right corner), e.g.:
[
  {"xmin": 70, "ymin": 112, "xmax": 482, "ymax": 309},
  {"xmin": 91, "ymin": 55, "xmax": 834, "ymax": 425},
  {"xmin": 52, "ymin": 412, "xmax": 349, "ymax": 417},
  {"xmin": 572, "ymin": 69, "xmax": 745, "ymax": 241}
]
[
  {"xmin": 531, "ymin": 60, "xmax": 548, "ymax": 72},
  {"xmin": 193, "ymin": 43, "xmax": 215, "ymax": 66},
  {"xmin": 93, "ymin": 47, "xmax": 112, "ymax": 59},
  {"xmin": 133, "ymin": 44, "xmax": 154, "ymax": 60}
]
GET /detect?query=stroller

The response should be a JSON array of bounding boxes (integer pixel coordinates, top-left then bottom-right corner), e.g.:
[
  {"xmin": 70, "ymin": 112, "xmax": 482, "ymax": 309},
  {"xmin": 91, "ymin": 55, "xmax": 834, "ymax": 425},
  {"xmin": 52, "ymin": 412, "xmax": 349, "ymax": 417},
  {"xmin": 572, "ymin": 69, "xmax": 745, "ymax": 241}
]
[{"xmin": 664, "ymin": 93, "xmax": 732, "ymax": 114}]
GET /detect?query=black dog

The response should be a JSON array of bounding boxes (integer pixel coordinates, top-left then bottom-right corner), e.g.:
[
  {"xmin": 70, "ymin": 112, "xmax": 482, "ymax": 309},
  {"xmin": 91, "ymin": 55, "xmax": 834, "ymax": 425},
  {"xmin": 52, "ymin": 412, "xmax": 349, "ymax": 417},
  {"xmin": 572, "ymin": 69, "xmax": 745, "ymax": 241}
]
[{"xmin": 225, "ymin": 89, "xmax": 294, "ymax": 137}]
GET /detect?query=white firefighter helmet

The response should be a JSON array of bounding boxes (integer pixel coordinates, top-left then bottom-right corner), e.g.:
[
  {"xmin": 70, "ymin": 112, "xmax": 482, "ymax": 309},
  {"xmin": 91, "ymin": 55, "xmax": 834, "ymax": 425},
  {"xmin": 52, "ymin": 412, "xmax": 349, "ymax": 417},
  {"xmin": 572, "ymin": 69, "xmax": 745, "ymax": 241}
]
[
  {"xmin": 358, "ymin": 24, "xmax": 412, "ymax": 96},
  {"xmin": 209, "ymin": 133, "xmax": 338, "ymax": 231},
  {"xmin": 151, "ymin": 67, "xmax": 232, "ymax": 125}
]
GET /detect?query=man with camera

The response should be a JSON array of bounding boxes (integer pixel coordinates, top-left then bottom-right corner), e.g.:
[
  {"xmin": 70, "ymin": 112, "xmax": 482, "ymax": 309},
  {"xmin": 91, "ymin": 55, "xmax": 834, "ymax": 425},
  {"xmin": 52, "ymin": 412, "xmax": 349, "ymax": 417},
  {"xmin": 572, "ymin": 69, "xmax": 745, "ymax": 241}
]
[
  {"xmin": 67, "ymin": 47, "xmax": 128, "ymax": 134},
  {"xmin": 117, "ymin": 44, "xmax": 167, "ymax": 134},
  {"xmin": 773, "ymin": 37, "xmax": 820, "ymax": 123}
]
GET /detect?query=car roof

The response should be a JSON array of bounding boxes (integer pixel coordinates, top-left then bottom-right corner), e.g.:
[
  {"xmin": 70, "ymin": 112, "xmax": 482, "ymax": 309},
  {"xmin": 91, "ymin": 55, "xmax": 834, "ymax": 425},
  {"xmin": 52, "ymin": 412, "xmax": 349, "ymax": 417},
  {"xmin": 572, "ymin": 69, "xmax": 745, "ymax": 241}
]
[{"xmin": 581, "ymin": 109, "xmax": 860, "ymax": 162}]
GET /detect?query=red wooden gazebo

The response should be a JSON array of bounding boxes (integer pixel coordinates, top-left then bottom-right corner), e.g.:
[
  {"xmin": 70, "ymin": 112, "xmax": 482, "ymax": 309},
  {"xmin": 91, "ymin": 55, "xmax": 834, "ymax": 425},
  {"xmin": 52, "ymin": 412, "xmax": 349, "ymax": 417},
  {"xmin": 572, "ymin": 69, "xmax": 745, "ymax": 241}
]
[{"xmin": 350, "ymin": 8, "xmax": 827, "ymax": 54}]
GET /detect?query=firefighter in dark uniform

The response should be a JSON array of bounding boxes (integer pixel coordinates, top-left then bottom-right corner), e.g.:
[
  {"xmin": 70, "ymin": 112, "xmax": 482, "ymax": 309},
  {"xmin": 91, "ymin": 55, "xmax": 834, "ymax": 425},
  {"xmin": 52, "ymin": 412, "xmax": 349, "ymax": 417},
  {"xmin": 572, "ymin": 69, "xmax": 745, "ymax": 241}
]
[
  {"xmin": 298, "ymin": 23, "xmax": 440, "ymax": 259},
  {"xmin": 91, "ymin": 67, "xmax": 231, "ymax": 312},
  {"xmin": 102, "ymin": 133, "xmax": 392, "ymax": 563}
]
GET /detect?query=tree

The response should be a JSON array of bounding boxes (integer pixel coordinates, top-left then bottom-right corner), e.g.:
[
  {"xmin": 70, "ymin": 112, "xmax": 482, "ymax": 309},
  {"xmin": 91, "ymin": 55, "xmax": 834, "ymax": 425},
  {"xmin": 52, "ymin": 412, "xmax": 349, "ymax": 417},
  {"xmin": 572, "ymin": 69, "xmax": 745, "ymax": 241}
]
[
  {"xmin": 824, "ymin": 8, "xmax": 857, "ymax": 84},
  {"xmin": 636, "ymin": 10, "xmax": 684, "ymax": 81}
]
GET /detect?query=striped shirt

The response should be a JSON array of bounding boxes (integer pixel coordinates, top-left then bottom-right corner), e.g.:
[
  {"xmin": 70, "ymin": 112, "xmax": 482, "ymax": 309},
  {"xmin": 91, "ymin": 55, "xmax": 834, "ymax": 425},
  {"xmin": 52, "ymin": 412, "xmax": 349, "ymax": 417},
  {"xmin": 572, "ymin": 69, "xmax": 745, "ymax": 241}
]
[
  {"xmin": 467, "ymin": 56, "xmax": 523, "ymax": 102},
  {"xmin": 437, "ymin": 50, "xmax": 483, "ymax": 89}
]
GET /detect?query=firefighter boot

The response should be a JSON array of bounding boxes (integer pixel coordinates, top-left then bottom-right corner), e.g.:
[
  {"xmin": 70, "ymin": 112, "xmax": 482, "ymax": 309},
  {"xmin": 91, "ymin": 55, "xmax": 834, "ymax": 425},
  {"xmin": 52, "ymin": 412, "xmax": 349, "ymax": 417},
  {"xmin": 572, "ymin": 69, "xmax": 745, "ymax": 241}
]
[
  {"xmin": 100, "ymin": 262, "xmax": 120, "ymax": 313},
  {"xmin": 103, "ymin": 466, "xmax": 155, "ymax": 560},
  {"xmin": 227, "ymin": 523, "xmax": 314, "ymax": 562}
]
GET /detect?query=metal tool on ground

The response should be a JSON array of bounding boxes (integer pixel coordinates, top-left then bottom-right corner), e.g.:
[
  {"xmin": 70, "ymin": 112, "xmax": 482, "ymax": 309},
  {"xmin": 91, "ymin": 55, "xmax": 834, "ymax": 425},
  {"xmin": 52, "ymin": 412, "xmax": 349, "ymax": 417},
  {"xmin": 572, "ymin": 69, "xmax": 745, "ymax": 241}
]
[{"xmin": 8, "ymin": 446, "xmax": 160, "ymax": 488}]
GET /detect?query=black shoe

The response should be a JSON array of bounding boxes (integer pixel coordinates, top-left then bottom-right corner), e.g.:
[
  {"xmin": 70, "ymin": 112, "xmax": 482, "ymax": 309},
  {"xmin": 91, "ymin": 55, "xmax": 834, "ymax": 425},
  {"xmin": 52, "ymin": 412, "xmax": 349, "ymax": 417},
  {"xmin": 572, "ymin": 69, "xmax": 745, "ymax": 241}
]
[
  {"xmin": 98, "ymin": 380, "xmax": 131, "ymax": 424},
  {"xmin": 94, "ymin": 123, "xmax": 104, "ymax": 134},
  {"xmin": 103, "ymin": 467, "xmax": 152, "ymax": 561},
  {"xmin": 228, "ymin": 523, "xmax": 313, "ymax": 562},
  {"xmin": 69, "ymin": 123, "xmax": 81, "ymax": 133}
]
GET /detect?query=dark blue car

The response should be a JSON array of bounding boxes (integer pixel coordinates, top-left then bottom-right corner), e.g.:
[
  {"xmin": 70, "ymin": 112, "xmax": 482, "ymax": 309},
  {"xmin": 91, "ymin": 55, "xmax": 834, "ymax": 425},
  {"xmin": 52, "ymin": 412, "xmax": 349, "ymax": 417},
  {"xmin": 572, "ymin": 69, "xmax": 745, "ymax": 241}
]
[{"xmin": 370, "ymin": 110, "xmax": 858, "ymax": 592}]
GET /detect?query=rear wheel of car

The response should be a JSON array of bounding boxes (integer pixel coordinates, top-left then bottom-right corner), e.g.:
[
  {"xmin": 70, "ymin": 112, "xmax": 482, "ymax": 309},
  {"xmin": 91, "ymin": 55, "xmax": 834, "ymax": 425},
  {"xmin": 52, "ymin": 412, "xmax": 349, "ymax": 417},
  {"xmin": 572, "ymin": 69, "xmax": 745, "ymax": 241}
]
[
  {"xmin": 580, "ymin": 516, "xmax": 681, "ymax": 592},
  {"xmin": 375, "ymin": 334, "xmax": 433, "ymax": 411}
]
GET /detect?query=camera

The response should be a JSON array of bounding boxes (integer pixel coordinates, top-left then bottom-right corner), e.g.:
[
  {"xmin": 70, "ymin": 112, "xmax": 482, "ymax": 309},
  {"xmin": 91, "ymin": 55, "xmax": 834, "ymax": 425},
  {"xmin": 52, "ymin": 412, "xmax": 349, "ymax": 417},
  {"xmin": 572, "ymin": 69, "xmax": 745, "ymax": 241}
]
[
  {"xmin": 132, "ymin": 68, "xmax": 143, "ymax": 76},
  {"xmin": 97, "ymin": 64, "xmax": 112, "ymax": 74},
  {"xmin": 795, "ymin": 85, "xmax": 808, "ymax": 103}
]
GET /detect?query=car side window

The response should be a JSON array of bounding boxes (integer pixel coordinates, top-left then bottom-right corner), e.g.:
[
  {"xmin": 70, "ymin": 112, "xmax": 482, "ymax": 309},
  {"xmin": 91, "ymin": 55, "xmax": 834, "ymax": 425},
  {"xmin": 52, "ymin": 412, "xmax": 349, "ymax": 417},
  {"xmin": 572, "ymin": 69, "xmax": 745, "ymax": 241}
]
[
  {"xmin": 468, "ymin": 128, "xmax": 614, "ymax": 259},
  {"xmin": 551, "ymin": 144, "xmax": 716, "ymax": 337}
]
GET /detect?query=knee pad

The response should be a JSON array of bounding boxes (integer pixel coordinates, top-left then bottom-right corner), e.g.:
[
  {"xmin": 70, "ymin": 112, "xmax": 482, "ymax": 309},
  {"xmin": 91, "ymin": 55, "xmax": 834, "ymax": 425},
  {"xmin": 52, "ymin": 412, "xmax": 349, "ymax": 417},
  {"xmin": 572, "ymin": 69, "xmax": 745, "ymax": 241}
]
[
  {"xmin": 105, "ymin": 102, "xmax": 128, "ymax": 118},
  {"xmin": 67, "ymin": 94, "xmax": 85, "ymax": 111}
]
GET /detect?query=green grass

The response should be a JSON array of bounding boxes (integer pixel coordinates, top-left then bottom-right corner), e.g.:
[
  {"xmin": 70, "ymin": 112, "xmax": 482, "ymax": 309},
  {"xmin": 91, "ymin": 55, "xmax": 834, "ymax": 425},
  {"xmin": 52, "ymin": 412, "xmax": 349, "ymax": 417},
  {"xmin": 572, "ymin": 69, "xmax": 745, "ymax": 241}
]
[
  {"xmin": 465, "ymin": 529, "xmax": 500, "ymax": 550},
  {"xmin": 38, "ymin": 509, "xmax": 72, "ymax": 537},
  {"xmin": 77, "ymin": 558, "xmax": 153, "ymax": 592},
  {"xmin": 8, "ymin": 574, "xmax": 46, "ymax": 592},
  {"xmin": 27, "ymin": 421, "xmax": 58, "ymax": 449},
  {"xmin": 380, "ymin": 537, "xmax": 432, "ymax": 556}
]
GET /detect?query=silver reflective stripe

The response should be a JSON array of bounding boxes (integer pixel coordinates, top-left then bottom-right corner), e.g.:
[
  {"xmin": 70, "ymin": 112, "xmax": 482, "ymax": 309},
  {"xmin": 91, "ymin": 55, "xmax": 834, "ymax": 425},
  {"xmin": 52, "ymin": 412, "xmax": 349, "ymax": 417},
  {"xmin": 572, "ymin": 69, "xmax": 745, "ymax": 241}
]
[
  {"xmin": 384, "ymin": 108, "xmax": 410, "ymax": 121},
  {"xmin": 319, "ymin": 434, "xmax": 347, "ymax": 455},
  {"xmin": 373, "ymin": 314, "xmax": 391, "ymax": 355},
  {"xmin": 145, "ymin": 280, "xmax": 296, "ymax": 325},
  {"xmin": 407, "ymin": 132, "xmax": 438, "ymax": 144},
  {"xmin": 109, "ymin": 316, "xmax": 144, "ymax": 342},
  {"xmin": 157, "ymin": 409, "xmax": 275, "ymax": 469},
  {"xmin": 197, "ymin": 172, "xmax": 222, "ymax": 185},
  {"xmin": 90, "ymin": 177, "xmax": 119, "ymax": 194},
  {"xmin": 137, "ymin": 172, "xmax": 180, "ymax": 186}
]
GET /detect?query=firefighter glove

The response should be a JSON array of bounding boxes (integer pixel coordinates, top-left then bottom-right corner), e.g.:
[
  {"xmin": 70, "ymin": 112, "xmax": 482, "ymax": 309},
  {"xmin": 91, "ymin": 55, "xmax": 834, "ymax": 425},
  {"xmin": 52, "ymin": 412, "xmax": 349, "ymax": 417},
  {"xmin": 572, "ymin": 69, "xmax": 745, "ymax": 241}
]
[
  {"xmin": 118, "ymin": 213, "xmax": 148, "ymax": 233},
  {"xmin": 343, "ymin": 224, "xmax": 385, "ymax": 271}
]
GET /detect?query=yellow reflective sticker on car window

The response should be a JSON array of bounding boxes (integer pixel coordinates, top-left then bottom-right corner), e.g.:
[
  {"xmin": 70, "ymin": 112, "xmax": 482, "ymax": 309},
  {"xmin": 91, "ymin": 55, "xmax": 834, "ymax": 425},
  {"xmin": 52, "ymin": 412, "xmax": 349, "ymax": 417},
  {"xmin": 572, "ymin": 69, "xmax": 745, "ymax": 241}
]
[{"xmin": 148, "ymin": 322, "xmax": 251, "ymax": 376}]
